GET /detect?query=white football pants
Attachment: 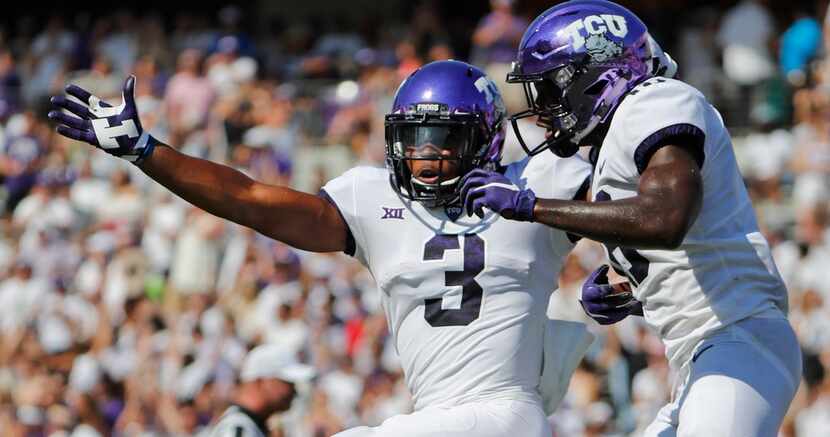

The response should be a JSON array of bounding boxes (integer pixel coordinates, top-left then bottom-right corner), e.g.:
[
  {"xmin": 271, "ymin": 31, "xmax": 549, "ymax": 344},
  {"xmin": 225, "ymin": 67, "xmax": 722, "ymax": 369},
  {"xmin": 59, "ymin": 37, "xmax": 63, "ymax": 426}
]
[
  {"xmin": 643, "ymin": 316, "xmax": 801, "ymax": 437},
  {"xmin": 331, "ymin": 399, "xmax": 551, "ymax": 437}
]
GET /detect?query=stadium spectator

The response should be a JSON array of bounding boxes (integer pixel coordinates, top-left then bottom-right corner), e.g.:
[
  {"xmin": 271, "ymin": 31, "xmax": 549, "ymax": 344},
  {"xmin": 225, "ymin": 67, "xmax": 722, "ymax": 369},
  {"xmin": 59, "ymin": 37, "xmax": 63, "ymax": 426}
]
[
  {"xmin": 211, "ymin": 344, "xmax": 315, "ymax": 437},
  {"xmin": 780, "ymin": 6, "xmax": 823, "ymax": 87},
  {"xmin": 471, "ymin": 0, "xmax": 527, "ymax": 66},
  {"xmin": 471, "ymin": 0, "xmax": 528, "ymax": 116},
  {"xmin": 0, "ymin": 2, "xmax": 827, "ymax": 436},
  {"xmin": 163, "ymin": 49, "xmax": 216, "ymax": 143},
  {"xmin": 717, "ymin": 0, "xmax": 777, "ymax": 126}
]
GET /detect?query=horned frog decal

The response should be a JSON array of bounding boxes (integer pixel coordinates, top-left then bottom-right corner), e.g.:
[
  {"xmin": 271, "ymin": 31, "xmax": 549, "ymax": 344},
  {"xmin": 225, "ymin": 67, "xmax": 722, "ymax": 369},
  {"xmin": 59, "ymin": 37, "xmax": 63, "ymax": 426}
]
[{"xmin": 585, "ymin": 34, "xmax": 623, "ymax": 63}]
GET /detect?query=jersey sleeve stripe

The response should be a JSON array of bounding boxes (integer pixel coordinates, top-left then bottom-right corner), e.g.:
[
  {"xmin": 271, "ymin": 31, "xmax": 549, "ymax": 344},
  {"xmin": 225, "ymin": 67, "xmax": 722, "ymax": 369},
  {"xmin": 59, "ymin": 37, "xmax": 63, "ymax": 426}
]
[
  {"xmin": 633, "ymin": 123, "xmax": 706, "ymax": 174},
  {"xmin": 318, "ymin": 189, "xmax": 357, "ymax": 256}
]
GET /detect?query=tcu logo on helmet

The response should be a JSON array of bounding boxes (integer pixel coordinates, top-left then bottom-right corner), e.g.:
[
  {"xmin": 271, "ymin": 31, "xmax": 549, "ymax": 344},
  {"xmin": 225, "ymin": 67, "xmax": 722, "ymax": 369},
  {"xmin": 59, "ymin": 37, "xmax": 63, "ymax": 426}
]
[
  {"xmin": 474, "ymin": 77, "xmax": 506, "ymax": 115},
  {"xmin": 474, "ymin": 77, "xmax": 499, "ymax": 104},
  {"xmin": 561, "ymin": 14, "xmax": 628, "ymax": 50}
]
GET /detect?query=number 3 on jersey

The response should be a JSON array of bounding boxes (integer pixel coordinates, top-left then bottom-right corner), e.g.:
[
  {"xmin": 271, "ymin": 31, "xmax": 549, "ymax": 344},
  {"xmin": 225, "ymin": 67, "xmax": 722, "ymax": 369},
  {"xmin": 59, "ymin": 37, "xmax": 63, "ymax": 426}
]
[{"xmin": 422, "ymin": 234, "xmax": 485, "ymax": 327}]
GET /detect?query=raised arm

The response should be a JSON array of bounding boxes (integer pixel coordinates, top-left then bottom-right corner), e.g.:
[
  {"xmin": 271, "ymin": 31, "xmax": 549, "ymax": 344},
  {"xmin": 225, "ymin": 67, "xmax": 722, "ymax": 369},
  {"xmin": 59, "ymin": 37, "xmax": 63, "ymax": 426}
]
[
  {"xmin": 47, "ymin": 76, "xmax": 348, "ymax": 253},
  {"xmin": 140, "ymin": 145, "xmax": 347, "ymax": 252}
]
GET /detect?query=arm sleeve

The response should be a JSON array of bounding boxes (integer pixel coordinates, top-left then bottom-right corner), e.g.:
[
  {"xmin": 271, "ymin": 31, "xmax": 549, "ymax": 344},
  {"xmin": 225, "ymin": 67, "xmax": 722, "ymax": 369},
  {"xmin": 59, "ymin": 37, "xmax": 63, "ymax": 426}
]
[
  {"xmin": 318, "ymin": 167, "xmax": 368, "ymax": 263},
  {"xmin": 614, "ymin": 80, "xmax": 707, "ymax": 175}
]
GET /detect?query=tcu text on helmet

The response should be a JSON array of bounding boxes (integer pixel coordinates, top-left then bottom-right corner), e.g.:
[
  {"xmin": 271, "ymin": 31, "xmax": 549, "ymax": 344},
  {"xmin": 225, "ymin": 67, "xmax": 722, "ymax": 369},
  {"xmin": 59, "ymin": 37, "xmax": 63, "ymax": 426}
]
[
  {"xmin": 474, "ymin": 77, "xmax": 499, "ymax": 104},
  {"xmin": 560, "ymin": 14, "xmax": 628, "ymax": 50}
]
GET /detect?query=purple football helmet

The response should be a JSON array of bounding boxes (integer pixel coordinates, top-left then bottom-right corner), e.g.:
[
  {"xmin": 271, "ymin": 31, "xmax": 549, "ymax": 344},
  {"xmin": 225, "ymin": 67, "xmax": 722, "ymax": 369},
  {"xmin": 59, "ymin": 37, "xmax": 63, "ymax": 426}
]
[
  {"xmin": 385, "ymin": 60, "xmax": 506, "ymax": 207},
  {"xmin": 508, "ymin": 0, "xmax": 654, "ymax": 157}
]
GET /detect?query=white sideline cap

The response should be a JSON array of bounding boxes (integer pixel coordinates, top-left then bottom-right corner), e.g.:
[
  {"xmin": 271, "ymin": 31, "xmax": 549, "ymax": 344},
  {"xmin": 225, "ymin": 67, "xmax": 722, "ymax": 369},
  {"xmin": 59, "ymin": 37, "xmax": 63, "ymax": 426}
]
[{"xmin": 240, "ymin": 344, "xmax": 315, "ymax": 384}]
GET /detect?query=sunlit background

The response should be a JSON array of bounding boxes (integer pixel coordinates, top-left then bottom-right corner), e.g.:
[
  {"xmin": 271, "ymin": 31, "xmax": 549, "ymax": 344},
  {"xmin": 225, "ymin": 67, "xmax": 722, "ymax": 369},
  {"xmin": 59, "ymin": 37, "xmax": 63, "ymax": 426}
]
[{"xmin": 0, "ymin": 0, "xmax": 828, "ymax": 436}]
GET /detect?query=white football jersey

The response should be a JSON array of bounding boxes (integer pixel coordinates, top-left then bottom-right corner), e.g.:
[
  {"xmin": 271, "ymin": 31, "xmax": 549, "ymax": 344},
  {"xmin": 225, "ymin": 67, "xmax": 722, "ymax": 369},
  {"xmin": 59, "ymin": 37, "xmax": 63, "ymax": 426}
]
[
  {"xmin": 321, "ymin": 154, "xmax": 590, "ymax": 410},
  {"xmin": 591, "ymin": 77, "xmax": 788, "ymax": 368}
]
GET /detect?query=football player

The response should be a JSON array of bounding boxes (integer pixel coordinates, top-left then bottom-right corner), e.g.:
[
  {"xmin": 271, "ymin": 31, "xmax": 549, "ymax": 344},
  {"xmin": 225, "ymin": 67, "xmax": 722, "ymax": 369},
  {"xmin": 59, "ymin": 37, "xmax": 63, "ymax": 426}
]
[
  {"xmin": 48, "ymin": 60, "xmax": 592, "ymax": 437},
  {"xmin": 460, "ymin": 1, "xmax": 802, "ymax": 436}
]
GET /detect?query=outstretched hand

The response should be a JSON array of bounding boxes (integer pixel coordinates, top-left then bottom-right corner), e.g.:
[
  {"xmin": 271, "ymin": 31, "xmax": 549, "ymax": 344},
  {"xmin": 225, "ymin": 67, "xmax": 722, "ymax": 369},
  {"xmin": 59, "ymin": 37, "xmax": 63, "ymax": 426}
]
[{"xmin": 48, "ymin": 76, "xmax": 156, "ymax": 165}]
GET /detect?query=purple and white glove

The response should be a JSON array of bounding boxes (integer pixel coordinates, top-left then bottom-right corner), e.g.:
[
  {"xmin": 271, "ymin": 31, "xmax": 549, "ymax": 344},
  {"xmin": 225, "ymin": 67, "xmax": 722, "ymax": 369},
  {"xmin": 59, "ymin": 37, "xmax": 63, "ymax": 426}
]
[
  {"xmin": 579, "ymin": 265, "xmax": 642, "ymax": 325},
  {"xmin": 459, "ymin": 169, "xmax": 537, "ymax": 221},
  {"xmin": 48, "ymin": 76, "xmax": 156, "ymax": 166}
]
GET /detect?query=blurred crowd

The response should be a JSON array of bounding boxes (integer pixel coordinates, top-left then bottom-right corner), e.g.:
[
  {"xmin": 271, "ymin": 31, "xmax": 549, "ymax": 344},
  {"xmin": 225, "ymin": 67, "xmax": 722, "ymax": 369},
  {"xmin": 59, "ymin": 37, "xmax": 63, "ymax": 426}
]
[{"xmin": 0, "ymin": 0, "xmax": 829, "ymax": 436}]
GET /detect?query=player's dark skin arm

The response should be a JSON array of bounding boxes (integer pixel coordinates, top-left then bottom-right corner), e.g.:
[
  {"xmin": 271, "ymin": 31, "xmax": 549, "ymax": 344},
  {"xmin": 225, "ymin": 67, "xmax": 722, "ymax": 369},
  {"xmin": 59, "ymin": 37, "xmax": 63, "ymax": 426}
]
[
  {"xmin": 533, "ymin": 145, "xmax": 702, "ymax": 250},
  {"xmin": 140, "ymin": 144, "xmax": 348, "ymax": 253}
]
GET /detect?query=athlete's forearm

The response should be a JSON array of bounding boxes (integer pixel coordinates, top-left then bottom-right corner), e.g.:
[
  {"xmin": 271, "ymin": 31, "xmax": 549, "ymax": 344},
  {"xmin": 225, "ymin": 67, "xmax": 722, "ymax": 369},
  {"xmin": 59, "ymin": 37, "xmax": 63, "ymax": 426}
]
[
  {"xmin": 140, "ymin": 144, "xmax": 346, "ymax": 252},
  {"xmin": 532, "ymin": 196, "xmax": 687, "ymax": 249},
  {"xmin": 141, "ymin": 144, "xmax": 264, "ymax": 225},
  {"xmin": 534, "ymin": 145, "xmax": 702, "ymax": 250}
]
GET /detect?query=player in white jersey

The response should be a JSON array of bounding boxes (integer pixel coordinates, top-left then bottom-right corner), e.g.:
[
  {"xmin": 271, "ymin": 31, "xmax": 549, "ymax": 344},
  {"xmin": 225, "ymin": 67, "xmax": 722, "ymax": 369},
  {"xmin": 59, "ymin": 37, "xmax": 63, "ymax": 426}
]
[
  {"xmin": 324, "ymin": 156, "xmax": 587, "ymax": 437},
  {"xmin": 47, "ymin": 60, "xmax": 593, "ymax": 436},
  {"xmin": 461, "ymin": 1, "xmax": 802, "ymax": 436}
]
